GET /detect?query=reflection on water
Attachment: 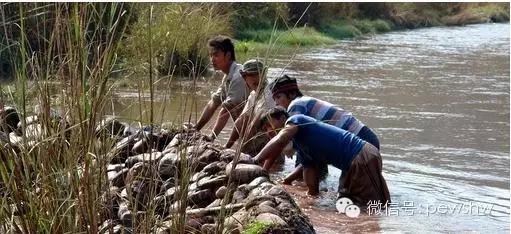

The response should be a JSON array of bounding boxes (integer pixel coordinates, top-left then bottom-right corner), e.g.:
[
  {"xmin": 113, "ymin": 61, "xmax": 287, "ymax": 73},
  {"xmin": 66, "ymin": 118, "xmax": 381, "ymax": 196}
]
[{"xmin": 113, "ymin": 23, "xmax": 510, "ymax": 232}]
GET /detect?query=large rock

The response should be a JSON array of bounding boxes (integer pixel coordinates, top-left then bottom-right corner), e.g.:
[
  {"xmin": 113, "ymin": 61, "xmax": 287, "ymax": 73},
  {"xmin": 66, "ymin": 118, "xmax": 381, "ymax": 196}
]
[
  {"xmin": 96, "ymin": 117, "xmax": 125, "ymax": 138},
  {"xmin": 109, "ymin": 135, "xmax": 137, "ymax": 163},
  {"xmin": 196, "ymin": 175, "xmax": 227, "ymax": 191},
  {"xmin": 109, "ymin": 168, "xmax": 129, "ymax": 187},
  {"xmin": 255, "ymin": 213, "xmax": 287, "ymax": 226},
  {"xmin": 187, "ymin": 189, "xmax": 215, "ymax": 208},
  {"xmin": 225, "ymin": 163, "xmax": 268, "ymax": 184},
  {"xmin": 125, "ymin": 152, "xmax": 163, "ymax": 168},
  {"xmin": 0, "ymin": 106, "xmax": 19, "ymax": 133},
  {"xmin": 158, "ymin": 152, "xmax": 178, "ymax": 178}
]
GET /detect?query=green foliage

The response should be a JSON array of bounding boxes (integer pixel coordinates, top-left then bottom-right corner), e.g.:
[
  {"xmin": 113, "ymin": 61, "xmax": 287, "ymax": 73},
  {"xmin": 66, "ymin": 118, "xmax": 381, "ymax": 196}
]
[
  {"xmin": 352, "ymin": 19, "xmax": 376, "ymax": 34},
  {"xmin": 243, "ymin": 221, "xmax": 274, "ymax": 234},
  {"xmin": 320, "ymin": 21, "xmax": 362, "ymax": 39},
  {"xmin": 230, "ymin": 3, "xmax": 288, "ymax": 34},
  {"xmin": 467, "ymin": 3, "xmax": 510, "ymax": 22},
  {"xmin": 237, "ymin": 27, "xmax": 335, "ymax": 45},
  {"xmin": 236, "ymin": 29, "xmax": 276, "ymax": 43},
  {"xmin": 372, "ymin": 19, "xmax": 394, "ymax": 32},
  {"xmin": 121, "ymin": 3, "xmax": 231, "ymax": 76},
  {"xmin": 278, "ymin": 27, "xmax": 336, "ymax": 46},
  {"xmin": 0, "ymin": 3, "xmax": 133, "ymax": 78}
]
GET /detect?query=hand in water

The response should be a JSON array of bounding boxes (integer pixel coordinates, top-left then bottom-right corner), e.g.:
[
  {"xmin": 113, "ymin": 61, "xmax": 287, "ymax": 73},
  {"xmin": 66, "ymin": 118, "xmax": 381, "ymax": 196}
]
[{"xmin": 281, "ymin": 178, "xmax": 292, "ymax": 185}]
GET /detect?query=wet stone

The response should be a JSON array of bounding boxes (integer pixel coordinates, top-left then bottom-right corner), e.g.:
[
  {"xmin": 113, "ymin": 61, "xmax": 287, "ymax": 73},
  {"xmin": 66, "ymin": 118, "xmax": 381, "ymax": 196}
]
[
  {"xmin": 187, "ymin": 189, "xmax": 215, "ymax": 207},
  {"xmin": 215, "ymin": 186, "xmax": 227, "ymax": 199},
  {"xmin": 0, "ymin": 106, "xmax": 20, "ymax": 133},
  {"xmin": 107, "ymin": 164, "xmax": 125, "ymax": 172},
  {"xmin": 109, "ymin": 135, "xmax": 137, "ymax": 163},
  {"xmin": 98, "ymin": 219, "xmax": 118, "ymax": 234},
  {"xmin": 232, "ymin": 190, "xmax": 247, "ymax": 203},
  {"xmin": 190, "ymin": 171, "xmax": 208, "ymax": 183},
  {"xmin": 245, "ymin": 195, "xmax": 276, "ymax": 210},
  {"xmin": 160, "ymin": 177, "xmax": 175, "ymax": 193},
  {"xmin": 158, "ymin": 152, "xmax": 178, "ymax": 178},
  {"xmin": 110, "ymin": 168, "xmax": 129, "ymax": 188},
  {"xmin": 125, "ymin": 152, "xmax": 162, "ymax": 168},
  {"xmin": 197, "ymin": 175, "xmax": 227, "ymax": 191},
  {"xmin": 247, "ymin": 176, "xmax": 269, "ymax": 190},
  {"xmin": 256, "ymin": 213, "xmax": 287, "ymax": 226},
  {"xmin": 96, "ymin": 117, "xmax": 125, "ymax": 138},
  {"xmin": 202, "ymin": 161, "xmax": 224, "ymax": 175},
  {"xmin": 207, "ymin": 199, "xmax": 222, "ymax": 208},
  {"xmin": 257, "ymin": 203, "xmax": 280, "ymax": 216},
  {"xmin": 226, "ymin": 163, "xmax": 268, "ymax": 184}
]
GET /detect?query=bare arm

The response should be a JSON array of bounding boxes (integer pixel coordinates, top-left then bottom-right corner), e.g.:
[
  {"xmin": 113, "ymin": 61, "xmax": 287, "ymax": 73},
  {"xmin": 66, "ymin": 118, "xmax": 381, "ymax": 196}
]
[
  {"xmin": 211, "ymin": 106, "xmax": 231, "ymax": 138},
  {"xmin": 224, "ymin": 113, "xmax": 248, "ymax": 148},
  {"xmin": 195, "ymin": 99, "xmax": 220, "ymax": 131},
  {"xmin": 254, "ymin": 124, "xmax": 298, "ymax": 170}
]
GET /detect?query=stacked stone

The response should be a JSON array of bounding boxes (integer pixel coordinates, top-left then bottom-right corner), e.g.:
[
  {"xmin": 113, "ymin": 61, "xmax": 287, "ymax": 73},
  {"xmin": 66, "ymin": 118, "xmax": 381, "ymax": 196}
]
[
  {"xmin": 101, "ymin": 127, "xmax": 315, "ymax": 233},
  {"xmin": 0, "ymin": 110, "xmax": 315, "ymax": 233}
]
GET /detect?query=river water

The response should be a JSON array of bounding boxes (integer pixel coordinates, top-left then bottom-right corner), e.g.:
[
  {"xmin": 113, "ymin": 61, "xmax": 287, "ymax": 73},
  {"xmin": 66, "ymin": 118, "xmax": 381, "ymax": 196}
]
[{"xmin": 112, "ymin": 23, "xmax": 510, "ymax": 233}]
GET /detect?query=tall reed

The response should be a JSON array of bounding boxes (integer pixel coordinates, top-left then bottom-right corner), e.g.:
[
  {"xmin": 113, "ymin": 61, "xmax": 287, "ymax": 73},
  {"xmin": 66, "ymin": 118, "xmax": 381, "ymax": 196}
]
[{"xmin": 0, "ymin": 3, "xmax": 133, "ymax": 233}]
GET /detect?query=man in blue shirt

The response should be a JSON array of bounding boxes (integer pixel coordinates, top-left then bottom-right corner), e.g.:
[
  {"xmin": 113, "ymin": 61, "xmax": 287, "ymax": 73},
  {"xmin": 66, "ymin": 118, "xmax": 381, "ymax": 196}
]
[
  {"xmin": 254, "ymin": 107, "xmax": 390, "ymax": 206},
  {"xmin": 269, "ymin": 74, "xmax": 381, "ymax": 190}
]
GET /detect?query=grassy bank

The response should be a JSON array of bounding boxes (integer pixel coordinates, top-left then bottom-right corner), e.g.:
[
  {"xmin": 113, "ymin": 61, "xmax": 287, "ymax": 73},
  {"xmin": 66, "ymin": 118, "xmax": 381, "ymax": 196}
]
[
  {"xmin": 234, "ymin": 3, "xmax": 508, "ymax": 62},
  {"xmin": 234, "ymin": 27, "xmax": 337, "ymax": 62},
  {"xmin": 1, "ymin": 3, "xmax": 508, "ymax": 79}
]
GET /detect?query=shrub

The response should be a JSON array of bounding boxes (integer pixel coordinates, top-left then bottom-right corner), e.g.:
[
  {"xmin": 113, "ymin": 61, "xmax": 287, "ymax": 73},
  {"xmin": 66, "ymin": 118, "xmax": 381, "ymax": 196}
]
[{"xmin": 120, "ymin": 3, "xmax": 231, "ymax": 77}]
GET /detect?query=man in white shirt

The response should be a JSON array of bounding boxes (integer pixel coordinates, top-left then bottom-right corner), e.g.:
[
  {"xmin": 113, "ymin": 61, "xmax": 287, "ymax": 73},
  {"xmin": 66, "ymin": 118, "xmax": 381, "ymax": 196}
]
[
  {"xmin": 224, "ymin": 59, "xmax": 276, "ymax": 156},
  {"xmin": 194, "ymin": 36, "xmax": 249, "ymax": 141}
]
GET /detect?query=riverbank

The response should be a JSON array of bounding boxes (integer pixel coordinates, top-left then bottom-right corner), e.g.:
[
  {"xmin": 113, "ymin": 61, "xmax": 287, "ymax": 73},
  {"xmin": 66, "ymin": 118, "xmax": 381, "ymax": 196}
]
[
  {"xmin": 234, "ymin": 3, "xmax": 509, "ymax": 61},
  {"xmin": 0, "ymin": 3, "xmax": 508, "ymax": 79}
]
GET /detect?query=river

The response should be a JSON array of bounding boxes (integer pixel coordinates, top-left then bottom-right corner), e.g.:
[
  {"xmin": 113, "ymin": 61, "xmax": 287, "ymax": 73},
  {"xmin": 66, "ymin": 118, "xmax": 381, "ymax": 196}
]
[{"xmin": 112, "ymin": 23, "xmax": 510, "ymax": 233}]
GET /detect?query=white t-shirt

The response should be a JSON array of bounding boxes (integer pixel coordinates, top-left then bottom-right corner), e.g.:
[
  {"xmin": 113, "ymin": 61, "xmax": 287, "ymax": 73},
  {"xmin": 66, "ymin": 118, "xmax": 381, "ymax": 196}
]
[{"xmin": 241, "ymin": 84, "xmax": 275, "ymax": 119}]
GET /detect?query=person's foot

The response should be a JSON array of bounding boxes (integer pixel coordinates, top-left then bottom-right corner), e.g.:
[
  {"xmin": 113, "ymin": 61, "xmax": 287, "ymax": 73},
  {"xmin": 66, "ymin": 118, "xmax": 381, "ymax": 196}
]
[
  {"xmin": 307, "ymin": 189, "xmax": 320, "ymax": 197},
  {"xmin": 282, "ymin": 178, "xmax": 292, "ymax": 185}
]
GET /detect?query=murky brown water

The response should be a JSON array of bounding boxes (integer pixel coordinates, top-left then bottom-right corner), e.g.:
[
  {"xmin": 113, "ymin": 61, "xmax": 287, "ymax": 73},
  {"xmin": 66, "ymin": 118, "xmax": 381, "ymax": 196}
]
[{"xmin": 112, "ymin": 23, "xmax": 510, "ymax": 233}]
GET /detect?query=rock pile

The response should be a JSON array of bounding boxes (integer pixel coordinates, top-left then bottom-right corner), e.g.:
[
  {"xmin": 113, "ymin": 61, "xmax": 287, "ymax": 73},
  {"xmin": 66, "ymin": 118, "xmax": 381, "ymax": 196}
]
[
  {"xmin": 101, "ymin": 127, "xmax": 315, "ymax": 233},
  {"xmin": 0, "ymin": 108, "xmax": 315, "ymax": 233}
]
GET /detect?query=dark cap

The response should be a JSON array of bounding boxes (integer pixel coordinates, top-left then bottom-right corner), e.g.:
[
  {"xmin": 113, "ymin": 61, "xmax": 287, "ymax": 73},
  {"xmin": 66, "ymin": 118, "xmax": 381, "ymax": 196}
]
[
  {"xmin": 240, "ymin": 59, "xmax": 265, "ymax": 76},
  {"xmin": 270, "ymin": 75, "xmax": 299, "ymax": 96}
]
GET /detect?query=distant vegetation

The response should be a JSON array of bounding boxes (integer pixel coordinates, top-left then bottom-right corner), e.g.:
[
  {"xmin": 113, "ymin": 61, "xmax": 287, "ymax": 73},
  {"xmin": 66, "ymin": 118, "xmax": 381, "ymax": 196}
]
[{"xmin": 1, "ymin": 2, "xmax": 509, "ymax": 78}]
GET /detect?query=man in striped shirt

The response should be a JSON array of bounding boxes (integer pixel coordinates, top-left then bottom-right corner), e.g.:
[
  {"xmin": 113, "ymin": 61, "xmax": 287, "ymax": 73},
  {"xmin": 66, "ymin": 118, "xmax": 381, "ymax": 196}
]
[{"xmin": 269, "ymin": 75, "xmax": 380, "ymax": 191}]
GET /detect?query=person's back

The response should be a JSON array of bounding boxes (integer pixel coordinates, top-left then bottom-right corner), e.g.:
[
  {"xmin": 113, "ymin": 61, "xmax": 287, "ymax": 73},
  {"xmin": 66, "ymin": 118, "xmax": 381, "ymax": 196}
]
[
  {"xmin": 270, "ymin": 75, "xmax": 379, "ymax": 150},
  {"xmin": 286, "ymin": 114, "xmax": 365, "ymax": 171},
  {"xmin": 288, "ymin": 96, "xmax": 365, "ymax": 135}
]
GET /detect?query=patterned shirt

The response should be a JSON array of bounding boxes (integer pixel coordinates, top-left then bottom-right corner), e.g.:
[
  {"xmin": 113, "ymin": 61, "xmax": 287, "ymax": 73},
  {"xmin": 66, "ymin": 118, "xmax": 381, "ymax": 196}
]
[{"xmin": 288, "ymin": 96, "xmax": 365, "ymax": 135}]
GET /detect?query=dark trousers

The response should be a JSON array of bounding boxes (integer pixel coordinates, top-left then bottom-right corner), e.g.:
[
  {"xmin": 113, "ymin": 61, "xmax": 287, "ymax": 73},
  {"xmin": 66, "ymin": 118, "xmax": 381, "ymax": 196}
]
[
  {"xmin": 338, "ymin": 143, "xmax": 391, "ymax": 206},
  {"xmin": 339, "ymin": 126, "xmax": 380, "ymax": 195}
]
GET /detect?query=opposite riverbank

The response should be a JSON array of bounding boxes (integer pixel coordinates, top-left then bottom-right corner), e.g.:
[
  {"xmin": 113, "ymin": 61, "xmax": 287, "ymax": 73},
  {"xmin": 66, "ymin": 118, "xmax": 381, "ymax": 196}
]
[
  {"xmin": 1, "ymin": 3, "xmax": 508, "ymax": 79},
  {"xmin": 234, "ymin": 3, "xmax": 510, "ymax": 61}
]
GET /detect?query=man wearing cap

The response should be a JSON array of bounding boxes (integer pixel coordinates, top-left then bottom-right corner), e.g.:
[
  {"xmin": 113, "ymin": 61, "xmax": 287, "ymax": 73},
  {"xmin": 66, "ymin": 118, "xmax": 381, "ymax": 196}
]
[
  {"xmin": 223, "ymin": 59, "xmax": 277, "ymax": 156},
  {"xmin": 253, "ymin": 107, "xmax": 391, "ymax": 206},
  {"xmin": 269, "ymin": 75, "xmax": 381, "ymax": 188},
  {"xmin": 193, "ymin": 36, "xmax": 249, "ymax": 141}
]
